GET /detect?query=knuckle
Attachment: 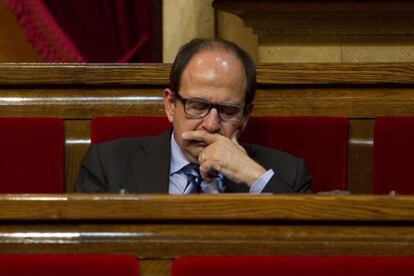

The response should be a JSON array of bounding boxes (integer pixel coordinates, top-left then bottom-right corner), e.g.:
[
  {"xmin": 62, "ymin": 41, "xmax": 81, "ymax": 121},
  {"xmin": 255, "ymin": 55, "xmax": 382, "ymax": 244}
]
[{"xmin": 212, "ymin": 155, "xmax": 220, "ymax": 162}]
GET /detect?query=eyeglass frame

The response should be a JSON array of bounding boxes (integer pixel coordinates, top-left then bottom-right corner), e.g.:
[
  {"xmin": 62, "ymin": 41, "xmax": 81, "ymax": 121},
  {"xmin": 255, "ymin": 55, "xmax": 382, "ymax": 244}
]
[{"xmin": 174, "ymin": 93, "xmax": 250, "ymax": 123}]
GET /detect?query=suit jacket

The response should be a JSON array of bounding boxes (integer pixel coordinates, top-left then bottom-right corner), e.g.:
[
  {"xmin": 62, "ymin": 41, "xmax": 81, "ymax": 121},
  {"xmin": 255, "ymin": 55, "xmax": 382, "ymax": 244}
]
[{"xmin": 75, "ymin": 130, "xmax": 311, "ymax": 193}]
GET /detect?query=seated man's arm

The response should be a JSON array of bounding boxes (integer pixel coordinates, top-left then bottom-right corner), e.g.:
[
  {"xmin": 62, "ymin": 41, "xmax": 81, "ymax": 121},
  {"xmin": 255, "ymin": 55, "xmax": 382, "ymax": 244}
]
[
  {"xmin": 262, "ymin": 158, "xmax": 312, "ymax": 193},
  {"xmin": 75, "ymin": 144, "xmax": 108, "ymax": 193},
  {"xmin": 182, "ymin": 130, "xmax": 312, "ymax": 193}
]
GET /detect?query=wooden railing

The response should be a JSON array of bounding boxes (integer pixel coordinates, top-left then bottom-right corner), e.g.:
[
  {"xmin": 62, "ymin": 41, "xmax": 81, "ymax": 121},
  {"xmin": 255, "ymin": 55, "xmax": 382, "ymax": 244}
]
[
  {"xmin": 1, "ymin": 63, "xmax": 414, "ymax": 192},
  {"xmin": 0, "ymin": 194, "xmax": 414, "ymax": 275}
]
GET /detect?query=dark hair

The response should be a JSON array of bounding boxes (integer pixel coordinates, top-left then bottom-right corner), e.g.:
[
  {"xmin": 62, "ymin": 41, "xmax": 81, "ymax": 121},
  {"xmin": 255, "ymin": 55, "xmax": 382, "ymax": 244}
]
[{"xmin": 169, "ymin": 38, "xmax": 256, "ymax": 106}]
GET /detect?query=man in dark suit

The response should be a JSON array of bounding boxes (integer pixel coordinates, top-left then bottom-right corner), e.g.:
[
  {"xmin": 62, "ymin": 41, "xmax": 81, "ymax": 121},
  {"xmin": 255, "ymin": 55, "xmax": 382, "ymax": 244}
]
[{"xmin": 75, "ymin": 38, "xmax": 311, "ymax": 194}]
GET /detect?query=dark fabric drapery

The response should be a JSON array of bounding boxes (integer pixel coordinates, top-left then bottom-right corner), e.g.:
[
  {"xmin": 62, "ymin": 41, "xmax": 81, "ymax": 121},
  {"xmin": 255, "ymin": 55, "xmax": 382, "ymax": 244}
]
[{"xmin": 4, "ymin": 0, "xmax": 155, "ymax": 62}]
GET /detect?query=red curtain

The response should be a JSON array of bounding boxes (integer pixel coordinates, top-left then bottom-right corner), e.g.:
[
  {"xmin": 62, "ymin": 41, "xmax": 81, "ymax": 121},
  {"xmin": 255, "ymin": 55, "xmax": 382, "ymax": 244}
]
[{"xmin": 4, "ymin": 0, "xmax": 155, "ymax": 62}]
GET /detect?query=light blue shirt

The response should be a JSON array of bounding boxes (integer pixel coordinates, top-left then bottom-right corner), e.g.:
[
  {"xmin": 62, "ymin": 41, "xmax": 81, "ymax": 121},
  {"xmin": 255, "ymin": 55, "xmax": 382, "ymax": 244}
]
[{"xmin": 168, "ymin": 132, "xmax": 274, "ymax": 194}]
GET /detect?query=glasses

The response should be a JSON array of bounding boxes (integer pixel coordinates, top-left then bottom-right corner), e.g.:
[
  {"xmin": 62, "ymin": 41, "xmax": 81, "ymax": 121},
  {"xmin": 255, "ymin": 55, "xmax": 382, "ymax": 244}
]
[{"xmin": 175, "ymin": 93, "xmax": 247, "ymax": 123}]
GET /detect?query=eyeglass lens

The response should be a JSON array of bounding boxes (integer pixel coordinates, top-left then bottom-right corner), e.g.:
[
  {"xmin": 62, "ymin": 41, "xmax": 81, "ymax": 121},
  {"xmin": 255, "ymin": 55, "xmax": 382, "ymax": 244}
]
[{"xmin": 185, "ymin": 98, "xmax": 244, "ymax": 122}]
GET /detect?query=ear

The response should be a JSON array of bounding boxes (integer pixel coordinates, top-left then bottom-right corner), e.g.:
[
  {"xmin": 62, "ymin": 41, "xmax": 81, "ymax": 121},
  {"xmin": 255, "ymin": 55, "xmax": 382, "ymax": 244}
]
[{"xmin": 163, "ymin": 88, "xmax": 176, "ymax": 123}]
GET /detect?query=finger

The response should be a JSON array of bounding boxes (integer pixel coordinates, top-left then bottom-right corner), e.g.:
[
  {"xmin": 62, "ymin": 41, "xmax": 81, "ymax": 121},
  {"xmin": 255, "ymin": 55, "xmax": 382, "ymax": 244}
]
[
  {"xmin": 181, "ymin": 130, "xmax": 220, "ymax": 144},
  {"xmin": 199, "ymin": 160, "xmax": 220, "ymax": 182}
]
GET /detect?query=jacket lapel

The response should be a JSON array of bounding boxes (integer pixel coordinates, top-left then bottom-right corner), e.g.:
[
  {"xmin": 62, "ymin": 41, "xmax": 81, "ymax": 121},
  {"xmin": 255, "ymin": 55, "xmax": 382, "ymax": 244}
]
[{"xmin": 132, "ymin": 130, "xmax": 172, "ymax": 193}]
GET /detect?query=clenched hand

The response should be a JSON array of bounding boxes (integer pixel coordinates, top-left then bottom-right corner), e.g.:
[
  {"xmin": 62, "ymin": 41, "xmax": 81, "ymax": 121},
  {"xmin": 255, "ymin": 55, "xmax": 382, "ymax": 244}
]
[{"xmin": 181, "ymin": 130, "xmax": 266, "ymax": 187}]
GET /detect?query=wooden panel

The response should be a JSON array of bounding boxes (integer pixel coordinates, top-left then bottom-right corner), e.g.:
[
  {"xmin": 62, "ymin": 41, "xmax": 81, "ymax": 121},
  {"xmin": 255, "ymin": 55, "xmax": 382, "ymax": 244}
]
[
  {"xmin": 213, "ymin": 0, "xmax": 414, "ymax": 42},
  {"xmin": 65, "ymin": 120, "xmax": 90, "ymax": 192},
  {"xmin": 0, "ymin": 64, "xmax": 170, "ymax": 85},
  {"xmin": 2, "ymin": 87, "xmax": 414, "ymax": 118},
  {"xmin": 140, "ymin": 260, "xmax": 171, "ymax": 276},
  {"xmin": 348, "ymin": 119, "xmax": 374, "ymax": 193},
  {"xmin": 0, "ymin": 63, "xmax": 414, "ymax": 85},
  {"xmin": 256, "ymin": 63, "xmax": 414, "ymax": 85},
  {"xmin": 253, "ymin": 88, "xmax": 414, "ymax": 117},
  {"xmin": 0, "ymin": 88, "xmax": 165, "ymax": 118},
  {"xmin": 0, "ymin": 195, "xmax": 414, "ymax": 259},
  {"xmin": 1, "ymin": 224, "xmax": 413, "ymax": 256},
  {"xmin": 1, "ymin": 195, "xmax": 414, "ymax": 275},
  {"xmin": 0, "ymin": 194, "xmax": 413, "ymax": 221}
]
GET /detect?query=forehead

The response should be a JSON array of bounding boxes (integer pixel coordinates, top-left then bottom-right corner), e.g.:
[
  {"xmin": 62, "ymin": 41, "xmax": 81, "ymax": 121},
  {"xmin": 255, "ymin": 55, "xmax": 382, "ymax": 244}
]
[
  {"xmin": 180, "ymin": 49, "xmax": 247, "ymax": 102},
  {"xmin": 184, "ymin": 49, "xmax": 244, "ymax": 77}
]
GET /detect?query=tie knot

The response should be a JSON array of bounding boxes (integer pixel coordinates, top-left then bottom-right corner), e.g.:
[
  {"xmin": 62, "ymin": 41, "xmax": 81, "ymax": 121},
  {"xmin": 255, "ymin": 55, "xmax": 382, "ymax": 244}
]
[
  {"xmin": 180, "ymin": 163, "xmax": 202, "ymax": 192},
  {"xmin": 181, "ymin": 163, "xmax": 199, "ymax": 175},
  {"xmin": 183, "ymin": 164, "xmax": 201, "ymax": 179}
]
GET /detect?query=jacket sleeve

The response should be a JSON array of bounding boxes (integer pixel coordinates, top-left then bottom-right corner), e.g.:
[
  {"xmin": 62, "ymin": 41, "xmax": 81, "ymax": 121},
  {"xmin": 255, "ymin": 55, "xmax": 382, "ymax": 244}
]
[
  {"xmin": 74, "ymin": 144, "xmax": 109, "ymax": 193},
  {"xmin": 263, "ymin": 158, "xmax": 312, "ymax": 193}
]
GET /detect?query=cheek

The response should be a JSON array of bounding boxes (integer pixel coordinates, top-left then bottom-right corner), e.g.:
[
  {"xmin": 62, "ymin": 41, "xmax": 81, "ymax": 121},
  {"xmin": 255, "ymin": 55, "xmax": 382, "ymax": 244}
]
[
  {"xmin": 181, "ymin": 117, "xmax": 204, "ymax": 132},
  {"xmin": 221, "ymin": 123, "xmax": 241, "ymax": 138},
  {"xmin": 173, "ymin": 115, "xmax": 203, "ymax": 139},
  {"xmin": 172, "ymin": 110, "xmax": 186, "ymax": 132}
]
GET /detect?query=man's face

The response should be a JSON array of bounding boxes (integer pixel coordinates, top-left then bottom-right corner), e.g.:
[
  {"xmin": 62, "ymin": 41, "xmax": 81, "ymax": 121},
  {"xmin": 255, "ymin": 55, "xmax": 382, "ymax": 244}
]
[{"xmin": 164, "ymin": 49, "xmax": 250, "ymax": 163}]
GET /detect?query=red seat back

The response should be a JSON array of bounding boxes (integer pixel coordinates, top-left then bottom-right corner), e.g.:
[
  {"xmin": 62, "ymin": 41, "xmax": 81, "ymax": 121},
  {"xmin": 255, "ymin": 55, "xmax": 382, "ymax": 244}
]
[
  {"xmin": 172, "ymin": 256, "xmax": 414, "ymax": 276},
  {"xmin": 0, "ymin": 118, "xmax": 64, "ymax": 193},
  {"xmin": 241, "ymin": 116, "xmax": 349, "ymax": 192},
  {"xmin": 0, "ymin": 255, "xmax": 139, "ymax": 276},
  {"xmin": 91, "ymin": 116, "xmax": 171, "ymax": 144},
  {"xmin": 372, "ymin": 116, "xmax": 414, "ymax": 194}
]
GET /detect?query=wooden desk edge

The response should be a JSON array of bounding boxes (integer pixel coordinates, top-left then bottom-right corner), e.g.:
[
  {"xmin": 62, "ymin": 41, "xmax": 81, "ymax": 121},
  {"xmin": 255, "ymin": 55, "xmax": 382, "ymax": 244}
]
[
  {"xmin": 1, "ymin": 63, "xmax": 414, "ymax": 85},
  {"xmin": 0, "ymin": 194, "xmax": 412, "ymax": 222}
]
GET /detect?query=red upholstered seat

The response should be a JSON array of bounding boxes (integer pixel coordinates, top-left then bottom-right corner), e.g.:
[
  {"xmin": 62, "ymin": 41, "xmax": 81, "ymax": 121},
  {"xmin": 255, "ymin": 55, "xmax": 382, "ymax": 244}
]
[
  {"xmin": 91, "ymin": 116, "xmax": 171, "ymax": 143},
  {"xmin": 372, "ymin": 116, "xmax": 414, "ymax": 194},
  {"xmin": 240, "ymin": 116, "xmax": 349, "ymax": 193},
  {"xmin": 172, "ymin": 256, "xmax": 414, "ymax": 276},
  {"xmin": 0, "ymin": 118, "xmax": 64, "ymax": 193},
  {"xmin": 0, "ymin": 255, "xmax": 139, "ymax": 276}
]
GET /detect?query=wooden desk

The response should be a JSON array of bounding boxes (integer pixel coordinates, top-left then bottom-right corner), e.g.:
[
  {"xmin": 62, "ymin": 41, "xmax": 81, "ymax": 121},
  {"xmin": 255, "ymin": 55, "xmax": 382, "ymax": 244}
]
[
  {"xmin": 1, "ymin": 194, "xmax": 413, "ymax": 255},
  {"xmin": 1, "ymin": 194, "xmax": 413, "ymax": 275}
]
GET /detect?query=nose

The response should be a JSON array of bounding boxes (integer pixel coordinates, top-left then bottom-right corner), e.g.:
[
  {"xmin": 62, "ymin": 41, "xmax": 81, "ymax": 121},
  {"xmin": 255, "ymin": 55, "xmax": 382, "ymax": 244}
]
[{"xmin": 201, "ymin": 108, "xmax": 221, "ymax": 133}]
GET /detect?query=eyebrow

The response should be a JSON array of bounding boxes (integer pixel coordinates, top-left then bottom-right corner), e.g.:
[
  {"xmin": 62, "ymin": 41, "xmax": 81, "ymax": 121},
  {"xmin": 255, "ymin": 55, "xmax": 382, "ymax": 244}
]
[{"xmin": 187, "ymin": 97, "xmax": 244, "ymax": 107}]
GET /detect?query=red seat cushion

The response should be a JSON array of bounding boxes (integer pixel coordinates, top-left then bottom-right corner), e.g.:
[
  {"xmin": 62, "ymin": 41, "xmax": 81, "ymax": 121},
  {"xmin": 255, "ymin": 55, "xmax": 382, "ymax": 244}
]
[
  {"xmin": 0, "ymin": 255, "xmax": 139, "ymax": 276},
  {"xmin": 0, "ymin": 118, "xmax": 64, "ymax": 193},
  {"xmin": 91, "ymin": 116, "xmax": 171, "ymax": 143},
  {"xmin": 372, "ymin": 116, "xmax": 414, "ymax": 194},
  {"xmin": 172, "ymin": 256, "xmax": 414, "ymax": 276},
  {"xmin": 240, "ymin": 116, "xmax": 349, "ymax": 192}
]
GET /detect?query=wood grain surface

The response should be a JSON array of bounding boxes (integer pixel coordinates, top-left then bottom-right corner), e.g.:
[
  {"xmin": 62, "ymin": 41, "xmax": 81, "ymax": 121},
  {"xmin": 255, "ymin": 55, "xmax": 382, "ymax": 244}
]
[
  {"xmin": 1, "ymin": 63, "xmax": 414, "ymax": 85},
  {"xmin": 0, "ymin": 194, "xmax": 413, "ymax": 275},
  {"xmin": 0, "ymin": 195, "xmax": 413, "ymax": 259},
  {"xmin": 0, "ymin": 194, "xmax": 412, "ymax": 221},
  {"xmin": 213, "ymin": 0, "xmax": 414, "ymax": 42}
]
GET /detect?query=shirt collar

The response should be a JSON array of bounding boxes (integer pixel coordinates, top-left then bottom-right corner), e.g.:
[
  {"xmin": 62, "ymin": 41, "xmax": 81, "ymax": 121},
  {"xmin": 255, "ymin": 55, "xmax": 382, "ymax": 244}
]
[{"xmin": 170, "ymin": 132, "xmax": 191, "ymax": 175}]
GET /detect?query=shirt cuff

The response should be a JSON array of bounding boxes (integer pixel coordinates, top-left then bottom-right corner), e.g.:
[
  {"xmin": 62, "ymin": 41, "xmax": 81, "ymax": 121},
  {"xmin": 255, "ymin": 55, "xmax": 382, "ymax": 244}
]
[{"xmin": 249, "ymin": 169, "xmax": 275, "ymax": 193}]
